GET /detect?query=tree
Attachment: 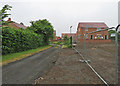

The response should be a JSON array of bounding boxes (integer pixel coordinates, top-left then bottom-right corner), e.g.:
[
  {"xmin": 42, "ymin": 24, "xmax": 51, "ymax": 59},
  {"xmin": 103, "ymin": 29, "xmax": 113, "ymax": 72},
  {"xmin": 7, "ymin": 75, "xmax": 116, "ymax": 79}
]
[
  {"xmin": 63, "ymin": 35, "xmax": 68, "ymax": 41},
  {"xmin": 28, "ymin": 19, "xmax": 54, "ymax": 45},
  {"xmin": 20, "ymin": 22, "xmax": 24, "ymax": 25},
  {"xmin": 109, "ymin": 30, "xmax": 115, "ymax": 39},
  {"xmin": 63, "ymin": 35, "xmax": 69, "ymax": 45},
  {"xmin": 0, "ymin": 5, "xmax": 12, "ymax": 25},
  {"xmin": 0, "ymin": 5, "xmax": 12, "ymax": 47}
]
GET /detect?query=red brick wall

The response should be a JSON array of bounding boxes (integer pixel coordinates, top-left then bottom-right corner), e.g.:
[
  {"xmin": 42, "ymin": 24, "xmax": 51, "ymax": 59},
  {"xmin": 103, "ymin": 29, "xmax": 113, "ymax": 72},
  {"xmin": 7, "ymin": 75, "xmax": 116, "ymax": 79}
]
[{"xmin": 78, "ymin": 39, "xmax": 111, "ymax": 43}]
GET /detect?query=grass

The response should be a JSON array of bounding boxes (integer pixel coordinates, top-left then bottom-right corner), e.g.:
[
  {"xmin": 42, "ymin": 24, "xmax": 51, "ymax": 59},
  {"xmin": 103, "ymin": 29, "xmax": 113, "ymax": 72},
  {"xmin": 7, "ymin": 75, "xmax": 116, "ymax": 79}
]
[
  {"xmin": 51, "ymin": 41, "xmax": 64, "ymax": 45},
  {"xmin": 1, "ymin": 45, "xmax": 52, "ymax": 66},
  {"xmin": 51, "ymin": 40, "xmax": 72, "ymax": 49}
]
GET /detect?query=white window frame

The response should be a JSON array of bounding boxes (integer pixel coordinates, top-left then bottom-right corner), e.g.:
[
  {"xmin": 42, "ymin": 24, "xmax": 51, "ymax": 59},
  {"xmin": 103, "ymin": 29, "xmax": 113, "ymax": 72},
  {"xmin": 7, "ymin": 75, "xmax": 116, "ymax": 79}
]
[
  {"xmin": 97, "ymin": 28, "xmax": 101, "ymax": 31},
  {"xmin": 85, "ymin": 28, "xmax": 88, "ymax": 31}
]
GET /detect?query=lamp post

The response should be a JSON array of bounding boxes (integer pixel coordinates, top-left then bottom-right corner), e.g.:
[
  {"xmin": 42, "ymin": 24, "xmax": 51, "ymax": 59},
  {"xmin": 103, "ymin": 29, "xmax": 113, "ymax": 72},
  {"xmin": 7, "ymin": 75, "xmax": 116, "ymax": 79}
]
[
  {"xmin": 70, "ymin": 26, "xmax": 72, "ymax": 36},
  {"xmin": 70, "ymin": 26, "xmax": 72, "ymax": 48}
]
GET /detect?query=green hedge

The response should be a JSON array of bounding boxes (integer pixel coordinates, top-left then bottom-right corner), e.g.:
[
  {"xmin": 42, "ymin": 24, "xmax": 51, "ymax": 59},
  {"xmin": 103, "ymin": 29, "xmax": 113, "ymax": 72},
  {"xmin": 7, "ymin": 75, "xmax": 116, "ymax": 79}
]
[{"xmin": 2, "ymin": 27, "xmax": 44, "ymax": 55}]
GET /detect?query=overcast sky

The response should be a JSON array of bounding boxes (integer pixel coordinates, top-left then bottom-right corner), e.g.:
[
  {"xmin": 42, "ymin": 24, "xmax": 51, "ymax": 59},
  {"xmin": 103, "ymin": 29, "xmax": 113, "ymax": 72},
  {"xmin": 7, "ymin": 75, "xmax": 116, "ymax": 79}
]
[{"xmin": 0, "ymin": 0, "xmax": 119, "ymax": 36}]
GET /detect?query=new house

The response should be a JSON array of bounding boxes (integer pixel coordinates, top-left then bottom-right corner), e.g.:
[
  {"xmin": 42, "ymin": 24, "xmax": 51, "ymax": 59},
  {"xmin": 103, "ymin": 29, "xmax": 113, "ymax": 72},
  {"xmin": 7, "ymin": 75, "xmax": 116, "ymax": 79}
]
[{"xmin": 76, "ymin": 22, "xmax": 111, "ymax": 43}]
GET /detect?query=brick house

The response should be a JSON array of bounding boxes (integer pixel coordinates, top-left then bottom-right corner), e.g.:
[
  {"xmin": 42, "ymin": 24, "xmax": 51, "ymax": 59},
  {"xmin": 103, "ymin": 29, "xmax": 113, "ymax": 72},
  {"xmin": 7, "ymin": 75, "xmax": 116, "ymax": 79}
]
[
  {"xmin": 5, "ymin": 18, "xmax": 27, "ymax": 29},
  {"xmin": 76, "ymin": 22, "xmax": 111, "ymax": 43}
]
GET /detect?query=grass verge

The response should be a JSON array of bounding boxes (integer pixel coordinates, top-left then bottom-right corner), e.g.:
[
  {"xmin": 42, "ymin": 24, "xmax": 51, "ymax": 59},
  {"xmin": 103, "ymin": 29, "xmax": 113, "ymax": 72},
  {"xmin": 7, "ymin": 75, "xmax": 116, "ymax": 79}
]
[{"xmin": 1, "ymin": 45, "xmax": 52, "ymax": 66}]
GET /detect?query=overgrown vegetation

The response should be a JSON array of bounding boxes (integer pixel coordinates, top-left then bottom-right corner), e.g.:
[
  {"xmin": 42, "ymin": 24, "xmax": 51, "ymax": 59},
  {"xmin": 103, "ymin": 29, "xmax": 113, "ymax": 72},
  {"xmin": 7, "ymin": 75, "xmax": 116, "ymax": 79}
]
[
  {"xmin": 51, "ymin": 35, "xmax": 72, "ymax": 48},
  {"xmin": 1, "ymin": 5, "xmax": 54, "ymax": 55},
  {"xmin": 0, "ymin": 5, "xmax": 12, "ymax": 25},
  {"xmin": 109, "ymin": 30, "xmax": 120, "ymax": 41},
  {"xmin": 109, "ymin": 30, "xmax": 115, "ymax": 40},
  {"xmin": 2, "ymin": 27, "xmax": 44, "ymax": 55},
  {"xmin": 51, "ymin": 41, "xmax": 63, "ymax": 45},
  {"xmin": 62, "ymin": 35, "xmax": 72, "ymax": 48},
  {"xmin": 27, "ymin": 19, "xmax": 54, "ymax": 45}
]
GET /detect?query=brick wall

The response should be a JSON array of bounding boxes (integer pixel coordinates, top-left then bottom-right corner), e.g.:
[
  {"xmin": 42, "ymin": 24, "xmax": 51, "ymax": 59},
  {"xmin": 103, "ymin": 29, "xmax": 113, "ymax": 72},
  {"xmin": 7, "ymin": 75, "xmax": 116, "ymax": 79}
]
[{"xmin": 78, "ymin": 39, "xmax": 111, "ymax": 43}]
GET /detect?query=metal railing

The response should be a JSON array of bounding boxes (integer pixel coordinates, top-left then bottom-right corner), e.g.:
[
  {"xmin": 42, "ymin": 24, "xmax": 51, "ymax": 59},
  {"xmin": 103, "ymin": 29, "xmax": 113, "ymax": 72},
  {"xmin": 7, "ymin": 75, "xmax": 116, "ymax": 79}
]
[{"xmin": 72, "ymin": 26, "xmax": 120, "ymax": 86}]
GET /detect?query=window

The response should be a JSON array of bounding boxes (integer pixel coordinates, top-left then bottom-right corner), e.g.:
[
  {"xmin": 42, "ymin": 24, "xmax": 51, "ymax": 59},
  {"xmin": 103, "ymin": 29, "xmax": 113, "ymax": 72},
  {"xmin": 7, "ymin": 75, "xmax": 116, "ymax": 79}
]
[
  {"xmin": 105, "ymin": 35, "xmax": 107, "ymax": 39},
  {"xmin": 96, "ymin": 34, "xmax": 101, "ymax": 39},
  {"xmin": 91, "ymin": 35, "xmax": 93, "ymax": 39},
  {"xmin": 85, "ymin": 34, "xmax": 88, "ymax": 38},
  {"xmin": 97, "ymin": 28, "xmax": 101, "ymax": 31},
  {"xmin": 85, "ymin": 28, "xmax": 88, "ymax": 31},
  {"xmin": 97, "ymin": 34, "xmax": 101, "ymax": 37}
]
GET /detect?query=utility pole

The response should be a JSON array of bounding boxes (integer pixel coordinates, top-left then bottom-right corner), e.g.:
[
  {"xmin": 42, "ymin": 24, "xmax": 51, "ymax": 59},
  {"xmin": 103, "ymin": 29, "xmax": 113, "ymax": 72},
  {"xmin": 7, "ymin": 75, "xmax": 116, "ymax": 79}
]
[{"xmin": 70, "ymin": 26, "xmax": 72, "ymax": 36}]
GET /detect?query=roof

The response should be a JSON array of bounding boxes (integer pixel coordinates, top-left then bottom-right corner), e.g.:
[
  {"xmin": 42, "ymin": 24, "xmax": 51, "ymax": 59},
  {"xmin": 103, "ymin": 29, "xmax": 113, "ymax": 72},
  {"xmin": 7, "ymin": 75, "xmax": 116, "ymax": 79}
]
[
  {"xmin": 13, "ymin": 22, "xmax": 27, "ymax": 29},
  {"xmin": 78, "ymin": 22, "xmax": 108, "ymax": 28},
  {"xmin": 6, "ymin": 18, "xmax": 27, "ymax": 29}
]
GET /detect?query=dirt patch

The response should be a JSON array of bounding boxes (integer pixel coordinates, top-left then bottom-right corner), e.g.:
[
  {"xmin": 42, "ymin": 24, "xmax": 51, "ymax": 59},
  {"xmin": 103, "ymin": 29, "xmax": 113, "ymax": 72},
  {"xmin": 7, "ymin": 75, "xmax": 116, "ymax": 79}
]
[
  {"xmin": 35, "ymin": 48, "xmax": 103, "ymax": 84},
  {"xmin": 75, "ymin": 42, "xmax": 115, "ymax": 84}
]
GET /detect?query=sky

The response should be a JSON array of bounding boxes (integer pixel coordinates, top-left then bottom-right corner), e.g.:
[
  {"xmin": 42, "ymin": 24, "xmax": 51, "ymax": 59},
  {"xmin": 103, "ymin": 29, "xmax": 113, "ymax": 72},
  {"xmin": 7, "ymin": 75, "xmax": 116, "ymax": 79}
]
[{"xmin": 0, "ymin": 0, "xmax": 119, "ymax": 36}]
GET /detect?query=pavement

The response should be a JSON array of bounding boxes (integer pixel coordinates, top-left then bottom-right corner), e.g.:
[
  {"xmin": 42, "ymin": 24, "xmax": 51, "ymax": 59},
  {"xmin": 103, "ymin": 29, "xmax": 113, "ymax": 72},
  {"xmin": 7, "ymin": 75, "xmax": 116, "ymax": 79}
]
[{"xmin": 2, "ymin": 46, "xmax": 60, "ymax": 84}]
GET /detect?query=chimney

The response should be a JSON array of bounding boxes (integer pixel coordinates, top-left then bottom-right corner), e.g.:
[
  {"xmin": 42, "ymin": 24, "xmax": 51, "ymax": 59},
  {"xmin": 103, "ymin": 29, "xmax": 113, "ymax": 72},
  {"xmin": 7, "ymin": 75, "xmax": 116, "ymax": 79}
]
[{"xmin": 7, "ymin": 18, "xmax": 11, "ymax": 22}]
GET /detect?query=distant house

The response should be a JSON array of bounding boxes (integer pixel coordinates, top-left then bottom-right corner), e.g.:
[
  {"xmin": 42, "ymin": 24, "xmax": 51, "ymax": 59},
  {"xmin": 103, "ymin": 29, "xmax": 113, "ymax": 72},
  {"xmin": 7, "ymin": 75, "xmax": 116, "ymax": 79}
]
[
  {"xmin": 53, "ymin": 30, "xmax": 57, "ymax": 41},
  {"xmin": 76, "ymin": 22, "xmax": 111, "ymax": 43},
  {"xmin": 61, "ymin": 33, "xmax": 76, "ymax": 38},
  {"xmin": 5, "ymin": 18, "xmax": 27, "ymax": 29}
]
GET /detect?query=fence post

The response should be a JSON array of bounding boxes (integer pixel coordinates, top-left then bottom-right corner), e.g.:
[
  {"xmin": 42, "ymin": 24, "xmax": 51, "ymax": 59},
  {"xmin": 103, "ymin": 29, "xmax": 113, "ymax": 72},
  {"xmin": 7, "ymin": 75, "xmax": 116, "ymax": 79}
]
[
  {"xmin": 84, "ymin": 34, "xmax": 87, "ymax": 60},
  {"xmin": 70, "ymin": 36, "xmax": 72, "ymax": 48},
  {"xmin": 115, "ymin": 31, "xmax": 118, "ymax": 86},
  {"xmin": 118, "ymin": 33, "xmax": 120, "ymax": 86}
]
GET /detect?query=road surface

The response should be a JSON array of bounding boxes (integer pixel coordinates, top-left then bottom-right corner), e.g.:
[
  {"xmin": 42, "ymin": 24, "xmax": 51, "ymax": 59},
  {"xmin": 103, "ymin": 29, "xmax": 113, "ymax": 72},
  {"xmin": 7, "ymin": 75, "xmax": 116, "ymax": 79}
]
[{"xmin": 2, "ymin": 46, "xmax": 60, "ymax": 84}]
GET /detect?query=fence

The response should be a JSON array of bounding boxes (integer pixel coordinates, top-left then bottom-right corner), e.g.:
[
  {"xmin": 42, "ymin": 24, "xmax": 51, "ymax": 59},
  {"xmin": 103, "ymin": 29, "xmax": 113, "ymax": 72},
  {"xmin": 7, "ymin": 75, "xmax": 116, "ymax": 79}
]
[{"xmin": 72, "ymin": 27, "xmax": 119, "ymax": 85}]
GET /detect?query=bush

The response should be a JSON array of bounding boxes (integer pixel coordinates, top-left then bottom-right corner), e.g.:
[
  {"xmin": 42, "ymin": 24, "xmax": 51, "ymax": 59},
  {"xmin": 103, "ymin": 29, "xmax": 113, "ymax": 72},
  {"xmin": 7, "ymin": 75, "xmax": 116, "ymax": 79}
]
[
  {"xmin": 2, "ymin": 27, "xmax": 44, "ymax": 55},
  {"xmin": 62, "ymin": 37, "xmax": 72, "ymax": 48}
]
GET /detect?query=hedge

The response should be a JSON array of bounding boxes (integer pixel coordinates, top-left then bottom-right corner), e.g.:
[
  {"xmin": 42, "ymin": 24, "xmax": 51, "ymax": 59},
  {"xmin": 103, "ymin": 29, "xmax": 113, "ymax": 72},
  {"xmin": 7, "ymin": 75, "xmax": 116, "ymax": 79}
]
[{"xmin": 2, "ymin": 27, "xmax": 44, "ymax": 55}]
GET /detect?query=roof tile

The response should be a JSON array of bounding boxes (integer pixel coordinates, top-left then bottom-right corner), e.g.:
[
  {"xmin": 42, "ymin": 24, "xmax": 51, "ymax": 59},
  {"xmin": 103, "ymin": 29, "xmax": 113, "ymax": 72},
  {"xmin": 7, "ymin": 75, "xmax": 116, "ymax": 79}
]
[{"xmin": 79, "ymin": 22, "xmax": 108, "ymax": 28}]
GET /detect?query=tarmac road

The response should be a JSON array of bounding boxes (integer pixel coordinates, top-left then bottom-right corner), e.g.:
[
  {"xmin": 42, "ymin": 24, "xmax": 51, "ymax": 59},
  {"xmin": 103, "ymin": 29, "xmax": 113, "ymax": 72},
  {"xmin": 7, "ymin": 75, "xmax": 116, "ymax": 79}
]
[{"xmin": 2, "ymin": 46, "xmax": 60, "ymax": 84}]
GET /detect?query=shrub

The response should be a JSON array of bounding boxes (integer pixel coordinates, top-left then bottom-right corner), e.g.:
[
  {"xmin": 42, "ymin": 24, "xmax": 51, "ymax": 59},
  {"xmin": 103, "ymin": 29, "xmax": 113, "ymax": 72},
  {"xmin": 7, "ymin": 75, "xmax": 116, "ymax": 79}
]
[{"xmin": 2, "ymin": 27, "xmax": 44, "ymax": 55}]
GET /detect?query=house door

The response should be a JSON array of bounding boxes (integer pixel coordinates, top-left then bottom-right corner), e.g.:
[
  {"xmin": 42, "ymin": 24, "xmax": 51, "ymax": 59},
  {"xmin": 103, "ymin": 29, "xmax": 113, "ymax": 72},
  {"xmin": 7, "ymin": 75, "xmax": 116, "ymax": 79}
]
[
  {"xmin": 105, "ymin": 35, "xmax": 107, "ymax": 39},
  {"xmin": 91, "ymin": 35, "xmax": 93, "ymax": 39}
]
